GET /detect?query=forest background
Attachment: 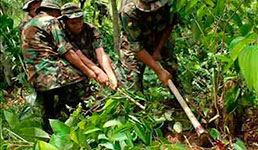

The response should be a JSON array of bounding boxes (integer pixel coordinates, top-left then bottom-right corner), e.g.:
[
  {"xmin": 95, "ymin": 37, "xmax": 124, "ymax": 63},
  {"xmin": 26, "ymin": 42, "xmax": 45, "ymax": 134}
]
[{"xmin": 0, "ymin": 0, "xmax": 258, "ymax": 149}]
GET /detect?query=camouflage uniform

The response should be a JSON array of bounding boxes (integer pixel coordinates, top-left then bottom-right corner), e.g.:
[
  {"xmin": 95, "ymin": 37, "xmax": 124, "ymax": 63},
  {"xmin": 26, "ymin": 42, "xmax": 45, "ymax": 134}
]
[
  {"xmin": 57, "ymin": 2, "xmax": 104, "ymax": 97},
  {"xmin": 21, "ymin": 12, "xmax": 84, "ymax": 91},
  {"xmin": 60, "ymin": 2, "xmax": 103, "ymax": 63},
  {"xmin": 21, "ymin": 1, "xmax": 87, "ymax": 130},
  {"xmin": 120, "ymin": 0, "xmax": 179, "ymax": 91},
  {"xmin": 62, "ymin": 22, "xmax": 103, "ymax": 64}
]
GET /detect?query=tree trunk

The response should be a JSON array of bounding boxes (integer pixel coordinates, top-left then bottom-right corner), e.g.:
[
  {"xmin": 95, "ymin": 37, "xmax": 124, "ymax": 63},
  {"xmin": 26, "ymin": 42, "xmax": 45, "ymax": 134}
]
[{"xmin": 111, "ymin": 0, "xmax": 120, "ymax": 56}]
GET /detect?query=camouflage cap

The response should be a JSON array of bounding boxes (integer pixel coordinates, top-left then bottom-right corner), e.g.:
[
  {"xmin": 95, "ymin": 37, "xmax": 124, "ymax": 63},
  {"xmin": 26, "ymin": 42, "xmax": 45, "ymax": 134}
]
[
  {"xmin": 22, "ymin": 0, "xmax": 41, "ymax": 12},
  {"xmin": 60, "ymin": 2, "xmax": 83, "ymax": 20},
  {"xmin": 35, "ymin": 0, "xmax": 60, "ymax": 13},
  {"xmin": 136, "ymin": 0, "xmax": 168, "ymax": 12}
]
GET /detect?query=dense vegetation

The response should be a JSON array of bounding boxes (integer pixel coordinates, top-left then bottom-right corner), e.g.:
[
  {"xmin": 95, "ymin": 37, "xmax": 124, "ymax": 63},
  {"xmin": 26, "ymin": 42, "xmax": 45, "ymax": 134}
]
[{"xmin": 0, "ymin": 0, "xmax": 257, "ymax": 149}]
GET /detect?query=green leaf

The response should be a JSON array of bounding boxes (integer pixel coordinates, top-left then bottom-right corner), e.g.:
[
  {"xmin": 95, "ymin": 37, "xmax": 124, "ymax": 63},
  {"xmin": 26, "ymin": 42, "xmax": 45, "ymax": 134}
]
[
  {"xmin": 238, "ymin": 45, "xmax": 258, "ymax": 92},
  {"xmin": 155, "ymin": 128, "xmax": 163, "ymax": 139},
  {"xmin": 216, "ymin": 54, "xmax": 231, "ymax": 62},
  {"xmin": 84, "ymin": 127, "xmax": 101, "ymax": 135},
  {"xmin": 146, "ymin": 131, "xmax": 152, "ymax": 146},
  {"xmin": 113, "ymin": 132, "xmax": 128, "ymax": 141},
  {"xmin": 197, "ymin": 5, "xmax": 206, "ymax": 20},
  {"xmin": 176, "ymin": 0, "xmax": 186, "ymax": 11},
  {"xmin": 38, "ymin": 141, "xmax": 58, "ymax": 150},
  {"xmin": 229, "ymin": 37, "xmax": 245, "ymax": 50},
  {"xmin": 65, "ymin": 105, "xmax": 82, "ymax": 127},
  {"xmin": 142, "ymin": 119, "xmax": 152, "ymax": 132},
  {"xmin": 98, "ymin": 134, "xmax": 109, "ymax": 140},
  {"xmin": 232, "ymin": 13, "xmax": 242, "ymax": 27},
  {"xmin": 231, "ymin": 33, "xmax": 257, "ymax": 61},
  {"xmin": 204, "ymin": 0, "xmax": 215, "ymax": 7},
  {"xmin": 49, "ymin": 119, "xmax": 70, "ymax": 135},
  {"xmin": 185, "ymin": 0, "xmax": 198, "ymax": 14},
  {"xmin": 128, "ymin": 115, "xmax": 141, "ymax": 124},
  {"xmin": 77, "ymin": 120, "xmax": 86, "ymax": 130},
  {"xmin": 119, "ymin": 140, "xmax": 127, "ymax": 150},
  {"xmin": 216, "ymin": 0, "xmax": 225, "ymax": 16},
  {"xmin": 134, "ymin": 124, "xmax": 146, "ymax": 143},
  {"xmin": 234, "ymin": 139, "xmax": 247, "ymax": 150},
  {"xmin": 100, "ymin": 141, "xmax": 114, "ymax": 150},
  {"xmin": 70, "ymin": 128, "xmax": 78, "ymax": 144},
  {"xmin": 240, "ymin": 24, "xmax": 251, "ymax": 36},
  {"xmin": 114, "ymin": 123, "xmax": 133, "ymax": 134},
  {"xmin": 224, "ymin": 86, "xmax": 240, "ymax": 113},
  {"xmin": 19, "ymin": 127, "xmax": 50, "ymax": 139},
  {"xmin": 192, "ymin": 21, "xmax": 201, "ymax": 42},
  {"xmin": 103, "ymin": 99, "xmax": 115, "ymax": 110},
  {"xmin": 176, "ymin": 142, "xmax": 188, "ymax": 150},
  {"xmin": 103, "ymin": 119, "xmax": 122, "ymax": 128},
  {"xmin": 49, "ymin": 134, "xmax": 70, "ymax": 149},
  {"xmin": 209, "ymin": 128, "xmax": 221, "ymax": 140},
  {"xmin": 125, "ymin": 131, "xmax": 134, "ymax": 147},
  {"xmin": 4, "ymin": 111, "xmax": 19, "ymax": 129}
]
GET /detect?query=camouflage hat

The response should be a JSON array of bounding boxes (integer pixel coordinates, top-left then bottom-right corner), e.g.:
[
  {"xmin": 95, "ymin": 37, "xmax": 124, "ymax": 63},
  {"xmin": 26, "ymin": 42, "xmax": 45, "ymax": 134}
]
[
  {"xmin": 136, "ymin": 0, "xmax": 168, "ymax": 12},
  {"xmin": 22, "ymin": 0, "xmax": 41, "ymax": 12},
  {"xmin": 35, "ymin": 0, "xmax": 60, "ymax": 13},
  {"xmin": 60, "ymin": 2, "xmax": 83, "ymax": 20}
]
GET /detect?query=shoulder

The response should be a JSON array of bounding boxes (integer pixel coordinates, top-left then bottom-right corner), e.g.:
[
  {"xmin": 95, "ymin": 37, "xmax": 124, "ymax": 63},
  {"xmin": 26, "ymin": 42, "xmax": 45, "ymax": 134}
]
[
  {"xmin": 19, "ymin": 16, "xmax": 32, "ymax": 31},
  {"xmin": 83, "ymin": 23, "xmax": 101, "ymax": 36},
  {"xmin": 83, "ymin": 22, "xmax": 98, "ymax": 30},
  {"xmin": 25, "ymin": 13, "xmax": 56, "ymax": 28},
  {"xmin": 121, "ymin": 2, "xmax": 138, "ymax": 19}
]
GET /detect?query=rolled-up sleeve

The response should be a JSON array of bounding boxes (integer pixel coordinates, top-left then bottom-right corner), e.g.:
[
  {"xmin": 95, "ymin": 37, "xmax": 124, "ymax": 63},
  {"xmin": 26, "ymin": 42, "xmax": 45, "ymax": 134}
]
[{"xmin": 92, "ymin": 27, "xmax": 103, "ymax": 49}]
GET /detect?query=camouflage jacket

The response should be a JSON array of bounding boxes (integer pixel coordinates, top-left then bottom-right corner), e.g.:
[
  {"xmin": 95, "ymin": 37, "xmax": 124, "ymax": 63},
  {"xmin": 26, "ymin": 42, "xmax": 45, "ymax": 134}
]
[
  {"xmin": 21, "ymin": 12, "xmax": 84, "ymax": 91},
  {"xmin": 121, "ymin": 1, "xmax": 173, "ymax": 53},
  {"xmin": 62, "ymin": 22, "xmax": 103, "ymax": 63}
]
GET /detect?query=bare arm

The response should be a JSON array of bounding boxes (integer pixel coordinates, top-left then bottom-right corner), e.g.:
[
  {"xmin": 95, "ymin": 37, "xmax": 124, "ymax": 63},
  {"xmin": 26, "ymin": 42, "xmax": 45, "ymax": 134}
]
[
  {"xmin": 75, "ymin": 50, "xmax": 108, "ymax": 85},
  {"xmin": 64, "ymin": 50, "xmax": 96, "ymax": 79},
  {"xmin": 96, "ymin": 47, "xmax": 118, "ymax": 90},
  {"xmin": 136, "ymin": 49, "xmax": 171, "ymax": 85},
  {"xmin": 152, "ymin": 25, "xmax": 174, "ymax": 61}
]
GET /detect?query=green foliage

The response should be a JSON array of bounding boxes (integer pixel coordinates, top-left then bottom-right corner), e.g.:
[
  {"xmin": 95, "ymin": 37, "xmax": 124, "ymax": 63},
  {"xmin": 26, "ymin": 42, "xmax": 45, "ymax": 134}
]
[
  {"xmin": 1, "ymin": 110, "xmax": 45, "ymax": 149},
  {"xmin": 0, "ymin": 14, "xmax": 27, "ymax": 85},
  {"xmin": 1, "ymin": 0, "xmax": 258, "ymax": 149},
  {"xmin": 234, "ymin": 139, "xmax": 247, "ymax": 150},
  {"xmin": 209, "ymin": 128, "xmax": 221, "ymax": 140},
  {"xmin": 238, "ymin": 45, "xmax": 258, "ymax": 93},
  {"xmin": 30, "ymin": 91, "xmax": 188, "ymax": 150}
]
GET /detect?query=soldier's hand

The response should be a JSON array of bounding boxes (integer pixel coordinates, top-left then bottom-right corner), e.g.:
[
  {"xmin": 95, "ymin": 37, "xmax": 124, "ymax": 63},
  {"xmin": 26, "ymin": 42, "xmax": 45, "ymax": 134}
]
[
  {"xmin": 157, "ymin": 69, "xmax": 172, "ymax": 86},
  {"xmin": 152, "ymin": 51, "xmax": 162, "ymax": 61},
  {"xmin": 96, "ymin": 72, "xmax": 109, "ymax": 85},
  {"xmin": 108, "ymin": 78, "xmax": 118, "ymax": 90},
  {"xmin": 86, "ymin": 70, "xmax": 97, "ymax": 79}
]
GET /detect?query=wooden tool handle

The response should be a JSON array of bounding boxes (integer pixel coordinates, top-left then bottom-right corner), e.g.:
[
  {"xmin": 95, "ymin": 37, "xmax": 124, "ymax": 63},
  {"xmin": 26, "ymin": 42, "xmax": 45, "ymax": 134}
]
[{"xmin": 168, "ymin": 79, "xmax": 206, "ymax": 136}]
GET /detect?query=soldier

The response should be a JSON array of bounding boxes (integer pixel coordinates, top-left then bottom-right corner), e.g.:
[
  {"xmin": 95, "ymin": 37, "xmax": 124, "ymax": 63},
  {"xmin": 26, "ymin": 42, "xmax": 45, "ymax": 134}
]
[
  {"xmin": 120, "ymin": 0, "xmax": 178, "ymax": 92},
  {"xmin": 59, "ymin": 2, "xmax": 118, "ymax": 90},
  {"xmin": 21, "ymin": 0, "xmax": 109, "ymax": 131},
  {"xmin": 19, "ymin": 0, "xmax": 42, "ymax": 32}
]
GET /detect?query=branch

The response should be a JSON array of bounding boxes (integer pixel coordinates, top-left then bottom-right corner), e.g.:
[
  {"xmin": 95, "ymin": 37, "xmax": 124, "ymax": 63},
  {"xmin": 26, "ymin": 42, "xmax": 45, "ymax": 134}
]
[{"xmin": 118, "ymin": 88, "xmax": 145, "ymax": 110}]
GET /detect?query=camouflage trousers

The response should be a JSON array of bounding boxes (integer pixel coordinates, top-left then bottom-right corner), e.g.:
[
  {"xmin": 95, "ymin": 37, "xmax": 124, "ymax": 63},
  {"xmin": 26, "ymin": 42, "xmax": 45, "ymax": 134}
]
[
  {"xmin": 119, "ymin": 35, "xmax": 180, "ymax": 92},
  {"xmin": 36, "ymin": 79, "xmax": 95, "ymax": 131}
]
